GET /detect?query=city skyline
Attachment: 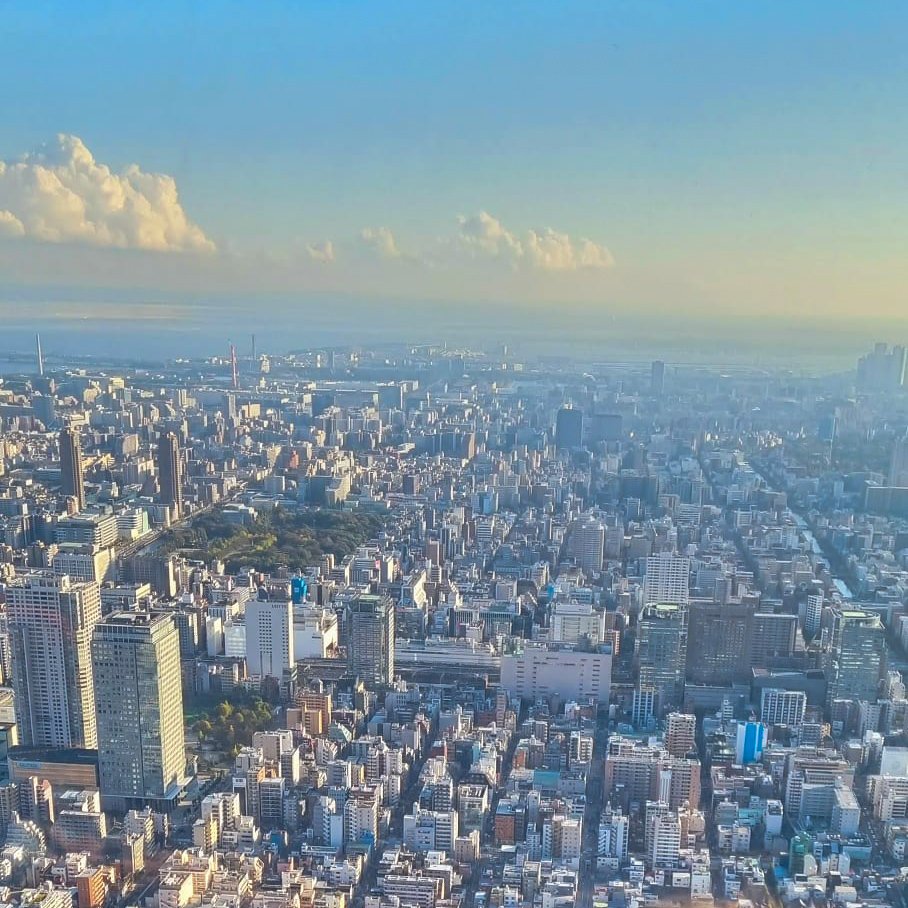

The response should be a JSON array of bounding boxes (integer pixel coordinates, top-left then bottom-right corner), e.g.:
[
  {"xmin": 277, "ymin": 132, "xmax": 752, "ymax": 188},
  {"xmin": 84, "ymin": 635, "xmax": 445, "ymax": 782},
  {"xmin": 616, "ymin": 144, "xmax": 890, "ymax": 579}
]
[
  {"xmin": 1, "ymin": 2, "xmax": 908, "ymax": 325},
  {"xmin": 3, "ymin": 6, "xmax": 908, "ymax": 906}
]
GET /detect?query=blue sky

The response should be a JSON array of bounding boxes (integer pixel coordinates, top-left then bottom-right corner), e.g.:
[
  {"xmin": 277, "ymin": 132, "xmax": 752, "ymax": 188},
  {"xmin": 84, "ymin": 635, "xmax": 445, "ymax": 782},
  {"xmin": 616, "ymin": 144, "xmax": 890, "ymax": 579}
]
[{"xmin": 1, "ymin": 1, "xmax": 907, "ymax": 317}]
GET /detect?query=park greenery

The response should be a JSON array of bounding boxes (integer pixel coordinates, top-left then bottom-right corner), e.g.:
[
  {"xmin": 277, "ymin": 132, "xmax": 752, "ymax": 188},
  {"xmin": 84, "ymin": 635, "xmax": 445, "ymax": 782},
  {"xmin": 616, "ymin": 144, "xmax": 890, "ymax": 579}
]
[
  {"xmin": 159, "ymin": 504, "xmax": 383, "ymax": 572},
  {"xmin": 190, "ymin": 696, "xmax": 276, "ymax": 756}
]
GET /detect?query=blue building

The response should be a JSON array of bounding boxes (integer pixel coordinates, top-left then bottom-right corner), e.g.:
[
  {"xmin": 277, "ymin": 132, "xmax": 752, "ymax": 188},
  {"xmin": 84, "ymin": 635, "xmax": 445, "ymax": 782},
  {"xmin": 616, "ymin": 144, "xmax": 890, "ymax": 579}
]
[{"xmin": 735, "ymin": 721, "xmax": 766, "ymax": 764}]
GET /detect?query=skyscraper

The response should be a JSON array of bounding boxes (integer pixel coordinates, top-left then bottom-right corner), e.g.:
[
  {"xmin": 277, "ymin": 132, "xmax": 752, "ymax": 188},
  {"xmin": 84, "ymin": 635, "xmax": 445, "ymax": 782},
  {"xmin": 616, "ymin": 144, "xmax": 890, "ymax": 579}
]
[
  {"xmin": 856, "ymin": 343, "xmax": 907, "ymax": 391},
  {"xmin": 827, "ymin": 607, "xmax": 885, "ymax": 706},
  {"xmin": 555, "ymin": 405, "xmax": 583, "ymax": 449},
  {"xmin": 7, "ymin": 572, "xmax": 100, "ymax": 748},
  {"xmin": 685, "ymin": 599, "xmax": 756, "ymax": 686},
  {"xmin": 636, "ymin": 602, "xmax": 687, "ymax": 713},
  {"xmin": 246, "ymin": 593, "xmax": 294, "ymax": 681},
  {"xmin": 890, "ymin": 436, "xmax": 908, "ymax": 487},
  {"xmin": 347, "ymin": 594, "xmax": 395, "ymax": 687},
  {"xmin": 157, "ymin": 432, "xmax": 183, "ymax": 518},
  {"xmin": 91, "ymin": 612, "xmax": 187, "ymax": 809},
  {"xmin": 643, "ymin": 553, "xmax": 690, "ymax": 606},
  {"xmin": 59, "ymin": 427, "xmax": 86, "ymax": 512},
  {"xmin": 651, "ymin": 360, "xmax": 665, "ymax": 396},
  {"xmin": 570, "ymin": 516, "xmax": 605, "ymax": 576}
]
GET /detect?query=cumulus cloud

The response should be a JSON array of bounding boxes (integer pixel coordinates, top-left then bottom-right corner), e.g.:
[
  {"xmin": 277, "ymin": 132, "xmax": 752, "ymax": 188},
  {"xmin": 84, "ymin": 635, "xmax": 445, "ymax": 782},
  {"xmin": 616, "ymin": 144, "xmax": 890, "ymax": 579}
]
[
  {"xmin": 305, "ymin": 240, "xmax": 335, "ymax": 263},
  {"xmin": 358, "ymin": 225, "xmax": 401, "ymax": 259},
  {"xmin": 454, "ymin": 210, "xmax": 612, "ymax": 272},
  {"xmin": 0, "ymin": 210, "xmax": 25, "ymax": 238},
  {"xmin": 525, "ymin": 227, "xmax": 614, "ymax": 270},
  {"xmin": 0, "ymin": 134, "xmax": 214, "ymax": 253},
  {"xmin": 456, "ymin": 211, "xmax": 524, "ymax": 264}
]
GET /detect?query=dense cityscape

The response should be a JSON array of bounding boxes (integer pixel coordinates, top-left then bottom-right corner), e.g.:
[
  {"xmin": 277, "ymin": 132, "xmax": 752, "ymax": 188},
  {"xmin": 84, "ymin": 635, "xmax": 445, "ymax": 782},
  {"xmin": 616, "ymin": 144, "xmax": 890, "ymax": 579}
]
[{"xmin": 0, "ymin": 339, "xmax": 905, "ymax": 908}]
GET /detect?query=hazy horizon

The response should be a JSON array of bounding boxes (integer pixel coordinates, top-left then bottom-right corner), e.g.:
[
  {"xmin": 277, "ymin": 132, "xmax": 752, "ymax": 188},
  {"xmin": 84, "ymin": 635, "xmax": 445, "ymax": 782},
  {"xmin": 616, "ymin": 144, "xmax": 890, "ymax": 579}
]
[{"xmin": 0, "ymin": 284, "xmax": 901, "ymax": 372}]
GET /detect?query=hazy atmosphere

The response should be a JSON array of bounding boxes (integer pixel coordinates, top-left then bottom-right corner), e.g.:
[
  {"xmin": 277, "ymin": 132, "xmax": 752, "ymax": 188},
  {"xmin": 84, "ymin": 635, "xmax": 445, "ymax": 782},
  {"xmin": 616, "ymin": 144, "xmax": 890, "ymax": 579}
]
[{"xmin": 2, "ymin": 1, "xmax": 907, "ymax": 362}]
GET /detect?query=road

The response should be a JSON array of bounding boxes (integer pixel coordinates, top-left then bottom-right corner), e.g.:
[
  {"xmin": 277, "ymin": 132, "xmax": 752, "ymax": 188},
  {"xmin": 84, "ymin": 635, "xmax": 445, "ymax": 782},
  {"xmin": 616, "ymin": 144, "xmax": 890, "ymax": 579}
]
[{"xmin": 578, "ymin": 714, "xmax": 608, "ymax": 908}]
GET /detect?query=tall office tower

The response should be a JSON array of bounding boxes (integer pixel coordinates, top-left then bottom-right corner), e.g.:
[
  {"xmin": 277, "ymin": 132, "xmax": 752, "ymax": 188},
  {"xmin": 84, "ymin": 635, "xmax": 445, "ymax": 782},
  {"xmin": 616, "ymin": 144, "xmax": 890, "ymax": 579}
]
[
  {"xmin": 890, "ymin": 436, "xmax": 908, "ymax": 487},
  {"xmin": 554, "ymin": 405, "xmax": 583, "ymax": 449},
  {"xmin": 59, "ymin": 427, "xmax": 86, "ymax": 512},
  {"xmin": 685, "ymin": 599, "xmax": 756, "ymax": 686},
  {"xmin": 665, "ymin": 712, "xmax": 697, "ymax": 758},
  {"xmin": 827, "ymin": 607, "xmax": 885, "ymax": 706},
  {"xmin": 643, "ymin": 553, "xmax": 690, "ymax": 605},
  {"xmin": 347, "ymin": 594, "xmax": 395, "ymax": 687},
  {"xmin": 651, "ymin": 360, "xmax": 665, "ymax": 396},
  {"xmin": 570, "ymin": 516, "xmax": 605, "ymax": 576},
  {"xmin": 750, "ymin": 612, "xmax": 798, "ymax": 667},
  {"xmin": 91, "ymin": 612, "xmax": 187, "ymax": 809},
  {"xmin": 7, "ymin": 572, "xmax": 100, "ymax": 748},
  {"xmin": 857, "ymin": 343, "xmax": 907, "ymax": 391},
  {"xmin": 760, "ymin": 688, "xmax": 807, "ymax": 728},
  {"xmin": 636, "ymin": 602, "xmax": 687, "ymax": 712},
  {"xmin": 246, "ymin": 593, "xmax": 294, "ymax": 681},
  {"xmin": 156, "ymin": 432, "xmax": 183, "ymax": 519}
]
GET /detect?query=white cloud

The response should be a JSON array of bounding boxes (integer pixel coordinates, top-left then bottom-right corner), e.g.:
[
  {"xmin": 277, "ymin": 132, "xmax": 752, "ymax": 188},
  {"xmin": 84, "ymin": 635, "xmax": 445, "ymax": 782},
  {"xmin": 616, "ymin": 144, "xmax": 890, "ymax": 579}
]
[
  {"xmin": 0, "ymin": 134, "xmax": 214, "ymax": 253},
  {"xmin": 454, "ymin": 210, "xmax": 612, "ymax": 272},
  {"xmin": 0, "ymin": 210, "xmax": 25, "ymax": 238},
  {"xmin": 525, "ymin": 227, "xmax": 614, "ymax": 271},
  {"xmin": 358, "ymin": 225, "xmax": 401, "ymax": 259},
  {"xmin": 456, "ymin": 211, "xmax": 524, "ymax": 264},
  {"xmin": 305, "ymin": 240, "xmax": 335, "ymax": 263}
]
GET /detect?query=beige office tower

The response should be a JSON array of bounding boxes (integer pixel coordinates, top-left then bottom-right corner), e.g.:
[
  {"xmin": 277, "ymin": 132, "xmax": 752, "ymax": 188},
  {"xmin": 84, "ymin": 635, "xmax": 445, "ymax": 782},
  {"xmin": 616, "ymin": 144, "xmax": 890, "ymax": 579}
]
[
  {"xmin": 665, "ymin": 712, "xmax": 697, "ymax": 758},
  {"xmin": 92, "ymin": 612, "xmax": 187, "ymax": 810},
  {"xmin": 7, "ymin": 572, "xmax": 100, "ymax": 748}
]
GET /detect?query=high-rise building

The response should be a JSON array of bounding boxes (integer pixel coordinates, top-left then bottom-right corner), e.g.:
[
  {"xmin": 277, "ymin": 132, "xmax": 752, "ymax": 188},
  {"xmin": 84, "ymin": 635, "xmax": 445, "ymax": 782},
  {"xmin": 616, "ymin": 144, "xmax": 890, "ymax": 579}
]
[
  {"xmin": 570, "ymin": 516, "xmax": 605, "ymax": 576},
  {"xmin": 760, "ymin": 688, "xmax": 807, "ymax": 728},
  {"xmin": 598, "ymin": 806, "xmax": 629, "ymax": 863},
  {"xmin": 805, "ymin": 594, "xmax": 825, "ymax": 639},
  {"xmin": 246, "ymin": 594, "xmax": 294, "ymax": 681},
  {"xmin": 857, "ymin": 343, "xmax": 907, "ymax": 391},
  {"xmin": 643, "ymin": 553, "xmax": 690, "ymax": 606},
  {"xmin": 890, "ymin": 436, "xmax": 908, "ymax": 488},
  {"xmin": 827, "ymin": 607, "xmax": 885, "ymax": 706},
  {"xmin": 651, "ymin": 360, "xmax": 665, "ymax": 396},
  {"xmin": 750, "ymin": 612, "xmax": 798, "ymax": 667},
  {"xmin": 636, "ymin": 602, "xmax": 687, "ymax": 712},
  {"xmin": 555, "ymin": 405, "xmax": 583, "ymax": 449},
  {"xmin": 605, "ymin": 737, "xmax": 701, "ymax": 814},
  {"xmin": 665, "ymin": 712, "xmax": 697, "ymax": 758},
  {"xmin": 735, "ymin": 721, "xmax": 766, "ymax": 764},
  {"xmin": 686, "ymin": 599, "xmax": 755, "ymax": 687},
  {"xmin": 59, "ymin": 428, "xmax": 86, "ymax": 512},
  {"xmin": 648, "ymin": 808, "xmax": 681, "ymax": 869},
  {"xmin": 347, "ymin": 594, "xmax": 395, "ymax": 687},
  {"xmin": 91, "ymin": 612, "xmax": 187, "ymax": 809},
  {"xmin": 156, "ymin": 433, "xmax": 183, "ymax": 519},
  {"xmin": 7, "ymin": 572, "xmax": 100, "ymax": 748}
]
